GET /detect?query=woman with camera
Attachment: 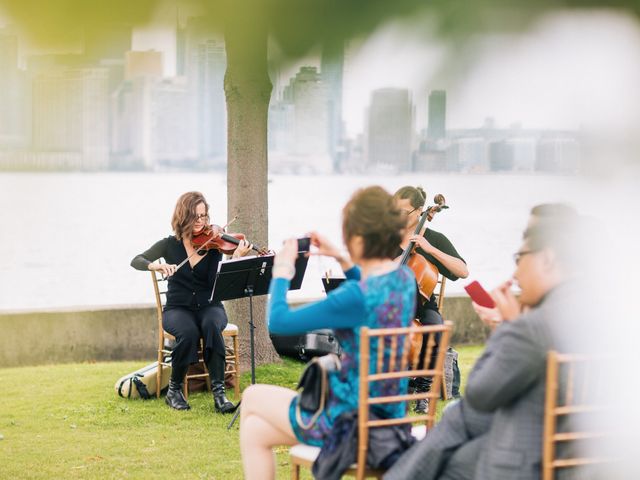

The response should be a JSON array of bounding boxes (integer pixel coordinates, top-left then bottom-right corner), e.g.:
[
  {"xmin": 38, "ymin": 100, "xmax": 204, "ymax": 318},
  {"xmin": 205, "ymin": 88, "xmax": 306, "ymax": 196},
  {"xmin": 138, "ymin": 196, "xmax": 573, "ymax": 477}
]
[{"xmin": 239, "ymin": 186, "xmax": 417, "ymax": 480}]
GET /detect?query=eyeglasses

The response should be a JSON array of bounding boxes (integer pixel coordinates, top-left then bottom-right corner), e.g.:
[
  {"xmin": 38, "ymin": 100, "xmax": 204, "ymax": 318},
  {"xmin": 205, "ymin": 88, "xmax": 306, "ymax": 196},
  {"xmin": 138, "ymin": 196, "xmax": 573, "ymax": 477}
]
[
  {"xmin": 195, "ymin": 213, "xmax": 209, "ymax": 221},
  {"xmin": 513, "ymin": 249, "xmax": 538, "ymax": 265},
  {"xmin": 401, "ymin": 207, "xmax": 418, "ymax": 216}
]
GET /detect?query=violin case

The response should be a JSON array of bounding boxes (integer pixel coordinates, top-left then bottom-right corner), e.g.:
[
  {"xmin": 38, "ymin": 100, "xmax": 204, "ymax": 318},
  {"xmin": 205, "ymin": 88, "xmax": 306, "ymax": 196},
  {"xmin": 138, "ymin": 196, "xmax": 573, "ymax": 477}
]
[
  {"xmin": 270, "ymin": 329, "xmax": 342, "ymax": 362},
  {"xmin": 115, "ymin": 361, "xmax": 171, "ymax": 399}
]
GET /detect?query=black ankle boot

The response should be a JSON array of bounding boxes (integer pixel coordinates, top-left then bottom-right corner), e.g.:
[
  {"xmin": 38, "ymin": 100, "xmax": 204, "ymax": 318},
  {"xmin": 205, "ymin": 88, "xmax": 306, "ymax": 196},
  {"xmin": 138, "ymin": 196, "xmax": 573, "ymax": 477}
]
[
  {"xmin": 165, "ymin": 379, "xmax": 191, "ymax": 411},
  {"xmin": 212, "ymin": 382, "xmax": 235, "ymax": 413},
  {"xmin": 207, "ymin": 353, "xmax": 235, "ymax": 414}
]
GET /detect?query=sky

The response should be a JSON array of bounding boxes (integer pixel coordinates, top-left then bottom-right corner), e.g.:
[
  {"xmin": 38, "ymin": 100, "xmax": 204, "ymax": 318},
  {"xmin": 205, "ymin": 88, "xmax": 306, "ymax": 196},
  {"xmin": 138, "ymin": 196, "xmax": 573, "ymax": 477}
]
[{"xmin": 3, "ymin": 7, "xmax": 640, "ymax": 137}]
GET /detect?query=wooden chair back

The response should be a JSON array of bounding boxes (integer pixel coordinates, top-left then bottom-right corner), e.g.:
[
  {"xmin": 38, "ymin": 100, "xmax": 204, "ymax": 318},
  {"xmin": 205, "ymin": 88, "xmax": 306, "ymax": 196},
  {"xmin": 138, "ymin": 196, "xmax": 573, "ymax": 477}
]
[
  {"xmin": 435, "ymin": 275, "xmax": 447, "ymax": 313},
  {"xmin": 542, "ymin": 351, "xmax": 613, "ymax": 480},
  {"xmin": 354, "ymin": 321, "xmax": 452, "ymax": 479}
]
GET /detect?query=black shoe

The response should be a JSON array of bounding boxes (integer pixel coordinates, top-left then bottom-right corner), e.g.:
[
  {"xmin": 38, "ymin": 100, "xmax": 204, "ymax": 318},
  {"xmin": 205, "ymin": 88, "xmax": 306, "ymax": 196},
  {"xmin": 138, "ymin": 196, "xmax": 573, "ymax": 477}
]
[
  {"xmin": 408, "ymin": 377, "xmax": 417, "ymax": 394},
  {"xmin": 414, "ymin": 398, "xmax": 429, "ymax": 414},
  {"xmin": 165, "ymin": 380, "xmax": 191, "ymax": 411},
  {"xmin": 212, "ymin": 382, "xmax": 235, "ymax": 414}
]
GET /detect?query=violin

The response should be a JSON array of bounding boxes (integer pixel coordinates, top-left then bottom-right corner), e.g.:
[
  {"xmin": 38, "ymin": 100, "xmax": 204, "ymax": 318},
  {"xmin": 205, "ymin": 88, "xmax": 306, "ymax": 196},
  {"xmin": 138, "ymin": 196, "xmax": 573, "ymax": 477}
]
[
  {"xmin": 192, "ymin": 224, "xmax": 270, "ymax": 256},
  {"xmin": 398, "ymin": 194, "xmax": 449, "ymax": 302}
]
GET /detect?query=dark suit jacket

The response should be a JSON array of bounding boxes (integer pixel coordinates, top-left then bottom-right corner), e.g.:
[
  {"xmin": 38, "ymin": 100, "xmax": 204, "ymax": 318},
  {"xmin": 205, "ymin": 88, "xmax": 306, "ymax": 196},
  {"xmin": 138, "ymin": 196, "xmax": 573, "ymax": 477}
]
[{"xmin": 385, "ymin": 282, "xmax": 595, "ymax": 480}]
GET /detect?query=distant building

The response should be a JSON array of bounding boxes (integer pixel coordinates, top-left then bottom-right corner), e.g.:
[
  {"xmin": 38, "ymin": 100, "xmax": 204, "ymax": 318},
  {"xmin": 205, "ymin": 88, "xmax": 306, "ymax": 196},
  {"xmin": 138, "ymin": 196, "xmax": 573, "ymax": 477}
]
[
  {"xmin": 509, "ymin": 138, "xmax": 536, "ymax": 172},
  {"xmin": 448, "ymin": 137, "xmax": 488, "ymax": 172},
  {"xmin": 32, "ymin": 68, "xmax": 109, "ymax": 170},
  {"xmin": 125, "ymin": 50, "xmax": 163, "ymax": 80},
  {"xmin": 489, "ymin": 140, "xmax": 514, "ymax": 171},
  {"xmin": 536, "ymin": 137, "xmax": 580, "ymax": 173},
  {"xmin": 0, "ymin": 28, "xmax": 29, "ymax": 149},
  {"xmin": 366, "ymin": 88, "xmax": 413, "ymax": 172},
  {"xmin": 427, "ymin": 90, "xmax": 446, "ymax": 140},
  {"xmin": 321, "ymin": 40, "xmax": 345, "ymax": 171},
  {"xmin": 111, "ymin": 76, "xmax": 196, "ymax": 170},
  {"xmin": 269, "ymin": 66, "xmax": 331, "ymax": 174},
  {"xmin": 180, "ymin": 18, "xmax": 226, "ymax": 165}
]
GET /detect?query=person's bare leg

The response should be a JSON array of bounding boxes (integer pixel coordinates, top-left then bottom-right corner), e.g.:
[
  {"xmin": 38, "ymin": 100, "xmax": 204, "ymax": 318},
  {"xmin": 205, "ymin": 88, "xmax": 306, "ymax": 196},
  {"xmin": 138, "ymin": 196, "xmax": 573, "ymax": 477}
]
[{"xmin": 240, "ymin": 384, "xmax": 298, "ymax": 480}]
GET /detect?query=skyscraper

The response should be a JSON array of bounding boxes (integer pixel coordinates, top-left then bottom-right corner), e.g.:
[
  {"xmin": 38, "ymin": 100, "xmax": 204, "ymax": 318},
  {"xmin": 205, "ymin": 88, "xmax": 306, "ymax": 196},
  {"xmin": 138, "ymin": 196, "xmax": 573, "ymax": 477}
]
[
  {"xmin": 427, "ymin": 90, "xmax": 446, "ymax": 140},
  {"xmin": 270, "ymin": 66, "xmax": 331, "ymax": 174},
  {"xmin": 321, "ymin": 40, "xmax": 344, "ymax": 172},
  {"xmin": 181, "ymin": 17, "xmax": 227, "ymax": 166},
  {"xmin": 366, "ymin": 88, "xmax": 414, "ymax": 172},
  {"xmin": 0, "ymin": 28, "xmax": 29, "ymax": 148},
  {"xmin": 125, "ymin": 50, "xmax": 163, "ymax": 80},
  {"xmin": 111, "ymin": 76, "xmax": 195, "ymax": 170},
  {"xmin": 32, "ymin": 68, "xmax": 109, "ymax": 170}
]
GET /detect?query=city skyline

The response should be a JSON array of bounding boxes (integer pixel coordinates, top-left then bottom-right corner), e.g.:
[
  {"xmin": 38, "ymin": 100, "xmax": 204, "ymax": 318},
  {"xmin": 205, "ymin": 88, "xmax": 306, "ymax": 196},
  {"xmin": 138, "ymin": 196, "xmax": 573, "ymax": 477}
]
[
  {"xmin": 1, "ymin": 10, "xmax": 636, "ymax": 173},
  {"xmin": 3, "ymin": 10, "xmax": 638, "ymax": 137},
  {"xmin": 0, "ymin": 21, "xmax": 584, "ymax": 174}
]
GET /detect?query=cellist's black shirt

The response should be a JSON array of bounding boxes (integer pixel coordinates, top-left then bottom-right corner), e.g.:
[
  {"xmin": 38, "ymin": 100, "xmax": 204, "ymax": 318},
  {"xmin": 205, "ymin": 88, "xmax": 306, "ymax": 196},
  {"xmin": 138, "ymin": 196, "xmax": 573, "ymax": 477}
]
[
  {"xmin": 131, "ymin": 236, "xmax": 223, "ymax": 310},
  {"xmin": 397, "ymin": 228, "xmax": 466, "ymax": 316}
]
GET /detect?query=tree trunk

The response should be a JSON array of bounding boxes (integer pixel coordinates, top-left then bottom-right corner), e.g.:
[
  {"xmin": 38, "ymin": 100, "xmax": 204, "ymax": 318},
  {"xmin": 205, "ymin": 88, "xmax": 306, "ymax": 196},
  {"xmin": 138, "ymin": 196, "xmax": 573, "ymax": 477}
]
[{"xmin": 223, "ymin": 10, "xmax": 279, "ymax": 369}]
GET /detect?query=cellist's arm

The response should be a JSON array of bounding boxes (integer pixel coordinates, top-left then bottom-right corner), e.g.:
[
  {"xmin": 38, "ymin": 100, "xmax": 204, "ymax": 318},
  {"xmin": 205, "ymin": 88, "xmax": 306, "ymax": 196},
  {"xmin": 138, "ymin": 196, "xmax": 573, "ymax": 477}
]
[{"xmin": 409, "ymin": 234, "xmax": 468, "ymax": 279}]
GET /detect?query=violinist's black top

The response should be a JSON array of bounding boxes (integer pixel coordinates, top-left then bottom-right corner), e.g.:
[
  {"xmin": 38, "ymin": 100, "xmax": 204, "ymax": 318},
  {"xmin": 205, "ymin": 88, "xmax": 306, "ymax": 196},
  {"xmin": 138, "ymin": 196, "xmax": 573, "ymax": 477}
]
[
  {"xmin": 397, "ymin": 228, "xmax": 465, "ymax": 316},
  {"xmin": 131, "ymin": 236, "xmax": 223, "ymax": 310}
]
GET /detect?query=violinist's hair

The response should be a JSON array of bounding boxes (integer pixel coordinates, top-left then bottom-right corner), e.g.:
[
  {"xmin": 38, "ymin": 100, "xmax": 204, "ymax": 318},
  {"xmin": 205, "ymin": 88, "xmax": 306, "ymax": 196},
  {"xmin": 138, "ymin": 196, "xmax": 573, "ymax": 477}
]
[
  {"xmin": 172, "ymin": 191, "xmax": 209, "ymax": 241},
  {"xmin": 342, "ymin": 186, "xmax": 405, "ymax": 259},
  {"xmin": 393, "ymin": 185, "xmax": 427, "ymax": 209}
]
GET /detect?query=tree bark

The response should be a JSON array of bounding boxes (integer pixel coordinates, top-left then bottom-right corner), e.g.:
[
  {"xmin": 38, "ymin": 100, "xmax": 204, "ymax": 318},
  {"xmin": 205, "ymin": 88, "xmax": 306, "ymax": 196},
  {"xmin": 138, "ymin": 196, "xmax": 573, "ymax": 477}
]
[{"xmin": 223, "ymin": 9, "xmax": 279, "ymax": 368}]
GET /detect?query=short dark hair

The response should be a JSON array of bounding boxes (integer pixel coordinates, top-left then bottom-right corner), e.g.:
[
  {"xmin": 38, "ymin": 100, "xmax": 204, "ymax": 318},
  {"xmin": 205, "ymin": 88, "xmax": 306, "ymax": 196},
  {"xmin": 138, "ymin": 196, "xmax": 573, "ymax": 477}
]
[
  {"xmin": 393, "ymin": 185, "xmax": 427, "ymax": 210},
  {"xmin": 342, "ymin": 186, "xmax": 405, "ymax": 259}
]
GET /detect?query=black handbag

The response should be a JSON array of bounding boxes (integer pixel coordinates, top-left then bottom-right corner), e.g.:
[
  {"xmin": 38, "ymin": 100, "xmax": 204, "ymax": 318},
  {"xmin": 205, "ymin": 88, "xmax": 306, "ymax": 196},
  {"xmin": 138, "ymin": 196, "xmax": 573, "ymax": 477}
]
[{"xmin": 295, "ymin": 354, "xmax": 340, "ymax": 430}]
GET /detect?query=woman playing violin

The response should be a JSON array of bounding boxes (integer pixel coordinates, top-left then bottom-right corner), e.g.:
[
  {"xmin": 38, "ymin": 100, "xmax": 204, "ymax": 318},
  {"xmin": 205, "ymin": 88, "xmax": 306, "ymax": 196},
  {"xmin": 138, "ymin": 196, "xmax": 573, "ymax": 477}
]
[
  {"xmin": 130, "ymin": 191, "xmax": 252, "ymax": 412},
  {"xmin": 394, "ymin": 186, "xmax": 468, "ymax": 413}
]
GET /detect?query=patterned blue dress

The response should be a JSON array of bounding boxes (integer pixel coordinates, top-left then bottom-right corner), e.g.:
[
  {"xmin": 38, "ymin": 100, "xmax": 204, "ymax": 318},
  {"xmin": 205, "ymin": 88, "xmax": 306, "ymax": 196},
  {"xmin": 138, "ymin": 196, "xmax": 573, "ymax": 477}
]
[{"xmin": 268, "ymin": 265, "xmax": 417, "ymax": 446}]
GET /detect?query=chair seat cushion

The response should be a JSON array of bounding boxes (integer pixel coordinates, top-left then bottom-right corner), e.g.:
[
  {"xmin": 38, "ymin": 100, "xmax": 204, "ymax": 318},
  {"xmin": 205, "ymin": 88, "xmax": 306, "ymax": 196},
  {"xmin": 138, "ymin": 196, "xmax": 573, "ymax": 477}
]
[
  {"xmin": 290, "ymin": 425, "xmax": 427, "ymax": 465},
  {"xmin": 223, "ymin": 323, "xmax": 238, "ymax": 334},
  {"xmin": 290, "ymin": 443, "xmax": 321, "ymax": 463}
]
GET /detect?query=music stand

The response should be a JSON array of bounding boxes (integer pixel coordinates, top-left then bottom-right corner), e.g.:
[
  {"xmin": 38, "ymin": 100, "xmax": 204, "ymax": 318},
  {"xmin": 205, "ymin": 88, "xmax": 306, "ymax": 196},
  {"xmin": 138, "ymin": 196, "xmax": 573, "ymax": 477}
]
[{"xmin": 213, "ymin": 249, "xmax": 310, "ymax": 429}]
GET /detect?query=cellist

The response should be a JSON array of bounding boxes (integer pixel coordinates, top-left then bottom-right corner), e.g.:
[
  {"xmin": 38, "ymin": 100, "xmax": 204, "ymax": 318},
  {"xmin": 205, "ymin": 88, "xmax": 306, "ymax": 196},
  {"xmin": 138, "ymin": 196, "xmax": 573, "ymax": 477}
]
[{"xmin": 394, "ymin": 186, "xmax": 468, "ymax": 413}]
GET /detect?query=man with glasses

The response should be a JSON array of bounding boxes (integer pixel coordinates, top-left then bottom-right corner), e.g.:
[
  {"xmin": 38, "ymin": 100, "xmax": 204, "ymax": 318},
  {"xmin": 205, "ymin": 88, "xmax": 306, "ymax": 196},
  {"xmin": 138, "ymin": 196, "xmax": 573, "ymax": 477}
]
[{"xmin": 384, "ymin": 214, "xmax": 596, "ymax": 480}]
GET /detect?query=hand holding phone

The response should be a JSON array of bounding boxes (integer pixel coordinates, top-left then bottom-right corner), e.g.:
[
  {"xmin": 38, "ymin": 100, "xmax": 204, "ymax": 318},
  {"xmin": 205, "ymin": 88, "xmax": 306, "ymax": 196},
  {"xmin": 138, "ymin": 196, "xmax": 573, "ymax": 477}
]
[
  {"xmin": 464, "ymin": 280, "xmax": 496, "ymax": 308},
  {"xmin": 297, "ymin": 237, "xmax": 311, "ymax": 253}
]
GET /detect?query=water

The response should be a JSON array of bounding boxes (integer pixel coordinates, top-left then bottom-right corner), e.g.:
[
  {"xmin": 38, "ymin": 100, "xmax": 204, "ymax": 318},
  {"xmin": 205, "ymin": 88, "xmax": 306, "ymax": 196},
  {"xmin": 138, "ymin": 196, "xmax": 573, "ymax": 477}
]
[{"xmin": 0, "ymin": 172, "xmax": 591, "ymax": 311}]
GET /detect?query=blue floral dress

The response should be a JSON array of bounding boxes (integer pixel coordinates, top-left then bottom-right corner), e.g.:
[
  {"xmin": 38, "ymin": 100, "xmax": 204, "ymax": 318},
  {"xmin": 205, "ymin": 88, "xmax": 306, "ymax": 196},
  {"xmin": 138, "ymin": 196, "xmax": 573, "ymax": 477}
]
[{"xmin": 268, "ymin": 265, "xmax": 416, "ymax": 446}]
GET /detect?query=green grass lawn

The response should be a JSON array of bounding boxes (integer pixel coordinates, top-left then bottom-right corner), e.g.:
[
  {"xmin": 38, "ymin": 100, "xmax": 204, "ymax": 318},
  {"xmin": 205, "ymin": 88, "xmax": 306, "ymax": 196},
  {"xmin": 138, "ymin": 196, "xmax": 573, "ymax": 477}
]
[{"xmin": 0, "ymin": 346, "xmax": 484, "ymax": 479}]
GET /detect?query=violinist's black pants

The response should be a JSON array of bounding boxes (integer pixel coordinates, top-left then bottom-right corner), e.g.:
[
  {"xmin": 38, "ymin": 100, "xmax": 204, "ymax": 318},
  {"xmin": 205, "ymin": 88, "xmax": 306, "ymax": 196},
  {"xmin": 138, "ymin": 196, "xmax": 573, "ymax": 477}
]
[
  {"xmin": 415, "ymin": 309, "xmax": 443, "ymax": 393},
  {"xmin": 162, "ymin": 304, "xmax": 228, "ymax": 384}
]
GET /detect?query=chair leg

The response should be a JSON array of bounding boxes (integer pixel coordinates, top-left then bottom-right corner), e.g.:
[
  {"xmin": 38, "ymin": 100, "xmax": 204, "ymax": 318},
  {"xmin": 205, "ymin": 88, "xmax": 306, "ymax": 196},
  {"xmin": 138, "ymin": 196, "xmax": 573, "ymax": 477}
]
[
  {"xmin": 441, "ymin": 375, "xmax": 449, "ymax": 401},
  {"xmin": 202, "ymin": 348, "xmax": 211, "ymax": 393},
  {"xmin": 156, "ymin": 352, "xmax": 162, "ymax": 399},
  {"xmin": 183, "ymin": 373, "xmax": 189, "ymax": 399},
  {"xmin": 290, "ymin": 461, "xmax": 300, "ymax": 480},
  {"xmin": 234, "ymin": 334, "xmax": 240, "ymax": 398}
]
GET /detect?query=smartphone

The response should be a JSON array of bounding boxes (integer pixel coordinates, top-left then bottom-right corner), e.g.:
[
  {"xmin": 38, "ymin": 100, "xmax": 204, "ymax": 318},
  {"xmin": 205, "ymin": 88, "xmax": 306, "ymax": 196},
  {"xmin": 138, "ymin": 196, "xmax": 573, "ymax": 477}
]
[
  {"xmin": 464, "ymin": 280, "xmax": 496, "ymax": 308},
  {"xmin": 297, "ymin": 237, "xmax": 311, "ymax": 253}
]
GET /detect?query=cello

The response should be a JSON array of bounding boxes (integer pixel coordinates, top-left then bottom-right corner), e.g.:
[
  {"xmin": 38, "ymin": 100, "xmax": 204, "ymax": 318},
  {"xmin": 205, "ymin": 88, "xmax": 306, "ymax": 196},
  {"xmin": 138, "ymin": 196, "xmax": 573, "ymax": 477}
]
[
  {"xmin": 400, "ymin": 194, "xmax": 449, "ymax": 366},
  {"xmin": 398, "ymin": 193, "xmax": 449, "ymax": 302}
]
